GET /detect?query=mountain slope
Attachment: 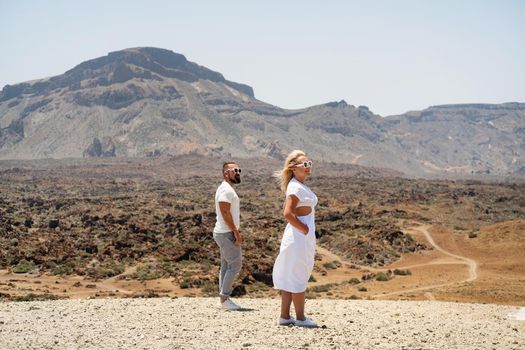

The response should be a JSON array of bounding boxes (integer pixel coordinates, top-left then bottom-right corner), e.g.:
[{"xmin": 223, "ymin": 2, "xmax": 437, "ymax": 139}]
[{"xmin": 0, "ymin": 47, "xmax": 523, "ymax": 176}]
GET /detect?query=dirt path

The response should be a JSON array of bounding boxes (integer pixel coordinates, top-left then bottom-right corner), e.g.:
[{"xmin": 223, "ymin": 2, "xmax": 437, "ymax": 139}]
[
  {"xmin": 414, "ymin": 225, "xmax": 478, "ymax": 281},
  {"xmin": 316, "ymin": 246, "xmax": 379, "ymax": 271},
  {"xmin": 312, "ymin": 246, "xmax": 383, "ymax": 287},
  {"xmin": 312, "ymin": 224, "xmax": 480, "ymax": 300},
  {"xmin": 372, "ymin": 225, "xmax": 478, "ymax": 298},
  {"xmin": 95, "ymin": 266, "xmax": 138, "ymax": 295}
]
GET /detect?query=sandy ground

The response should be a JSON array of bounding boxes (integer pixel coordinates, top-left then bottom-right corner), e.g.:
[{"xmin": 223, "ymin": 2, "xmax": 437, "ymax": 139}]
[{"xmin": 0, "ymin": 297, "xmax": 523, "ymax": 350}]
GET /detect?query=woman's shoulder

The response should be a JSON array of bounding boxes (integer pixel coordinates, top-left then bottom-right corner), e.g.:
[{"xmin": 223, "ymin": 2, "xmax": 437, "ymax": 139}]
[
  {"xmin": 286, "ymin": 178, "xmax": 299, "ymax": 190},
  {"xmin": 286, "ymin": 177, "xmax": 302, "ymax": 188},
  {"xmin": 287, "ymin": 178, "xmax": 309, "ymax": 195}
]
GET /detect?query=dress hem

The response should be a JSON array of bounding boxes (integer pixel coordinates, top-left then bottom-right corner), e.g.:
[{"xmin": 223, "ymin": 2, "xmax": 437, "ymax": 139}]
[{"xmin": 272, "ymin": 285, "xmax": 307, "ymax": 293}]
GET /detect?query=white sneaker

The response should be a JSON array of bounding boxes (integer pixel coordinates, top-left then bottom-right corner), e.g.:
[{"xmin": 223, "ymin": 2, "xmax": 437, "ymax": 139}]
[
  {"xmin": 295, "ymin": 317, "xmax": 318, "ymax": 328},
  {"xmin": 221, "ymin": 298, "xmax": 241, "ymax": 311},
  {"xmin": 278, "ymin": 316, "xmax": 296, "ymax": 326}
]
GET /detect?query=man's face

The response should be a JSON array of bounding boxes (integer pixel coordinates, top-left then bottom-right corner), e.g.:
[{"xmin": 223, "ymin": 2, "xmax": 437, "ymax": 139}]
[{"xmin": 224, "ymin": 164, "xmax": 241, "ymax": 184}]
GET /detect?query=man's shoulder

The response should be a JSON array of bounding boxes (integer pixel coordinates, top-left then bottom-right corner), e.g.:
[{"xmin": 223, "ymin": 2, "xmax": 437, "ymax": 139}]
[
  {"xmin": 216, "ymin": 181, "xmax": 237, "ymax": 195},
  {"xmin": 217, "ymin": 181, "xmax": 231, "ymax": 191}
]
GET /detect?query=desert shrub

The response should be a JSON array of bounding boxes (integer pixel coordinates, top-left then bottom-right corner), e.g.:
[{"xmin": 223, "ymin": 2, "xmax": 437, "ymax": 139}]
[
  {"xmin": 86, "ymin": 260, "xmax": 125, "ymax": 279},
  {"xmin": 130, "ymin": 290, "xmax": 161, "ymax": 298},
  {"xmin": 200, "ymin": 260, "xmax": 212, "ymax": 273},
  {"xmin": 44, "ymin": 261, "xmax": 57, "ymax": 270},
  {"xmin": 323, "ymin": 260, "xmax": 342, "ymax": 269},
  {"xmin": 231, "ymin": 285, "xmax": 246, "ymax": 297},
  {"xmin": 376, "ymin": 272, "xmax": 390, "ymax": 281},
  {"xmin": 348, "ymin": 278, "xmax": 361, "ymax": 285},
  {"xmin": 307, "ymin": 283, "xmax": 338, "ymax": 293},
  {"xmin": 12, "ymin": 259, "xmax": 34, "ymax": 273},
  {"xmin": 349, "ymin": 295, "xmax": 361, "ymax": 300},
  {"xmin": 200, "ymin": 280, "xmax": 217, "ymax": 295},
  {"xmin": 384, "ymin": 247, "xmax": 401, "ymax": 258},
  {"xmin": 358, "ymin": 286, "xmax": 367, "ymax": 292},
  {"xmin": 133, "ymin": 263, "xmax": 163, "ymax": 281},
  {"xmin": 393, "ymin": 269, "xmax": 412, "ymax": 276},
  {"xmin": 468, "ymin": 232, "xmax": 478, "ymax": 239},
  {"xmin": 246, "ymin": 281, "xmax": 270, "ymax": 293},
  {"xmin": 305, "ymin": 291, "xmax": 317, "ymax": 299},
  {"xmin": 53, "ymin": 263, "xmax": 76, "ymax": 276},
  {"xmin": 14, "ymin": 293, "xmax": 62, "ymax": 302}
]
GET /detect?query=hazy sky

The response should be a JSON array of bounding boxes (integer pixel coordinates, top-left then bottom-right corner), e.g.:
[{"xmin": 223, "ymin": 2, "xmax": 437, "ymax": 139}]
[{"xmin": 0, "ymin": 0, "xmax": 523, "ymax": 116}]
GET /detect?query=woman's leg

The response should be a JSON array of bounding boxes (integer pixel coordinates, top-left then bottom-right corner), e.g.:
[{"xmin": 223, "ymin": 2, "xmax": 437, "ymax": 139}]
[
  {"xmin": 280, "ymin": 291, "xmax": 293, "ymax": 319},
  {"xmin": 291, "ymin": 292, "xmax": 306, "ymax": 320}
]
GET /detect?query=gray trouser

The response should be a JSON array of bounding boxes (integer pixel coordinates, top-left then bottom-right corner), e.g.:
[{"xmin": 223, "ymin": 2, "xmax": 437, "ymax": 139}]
[{"xmin": 213, "ymin": 231, "xmax": 242, "ymax": 298}]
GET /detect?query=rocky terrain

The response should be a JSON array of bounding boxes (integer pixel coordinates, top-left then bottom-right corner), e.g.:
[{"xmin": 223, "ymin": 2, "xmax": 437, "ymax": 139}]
[
  {"xmin": 0, "ymin": 298, "xmax": 523, "ymax": 349},
  {"xmin": 0, "ymin": 47, "xmax": 523, "ymax": 176},
  {"xmin": 0, "ymin": 156, "xmax": 523, "ymax": 303}
]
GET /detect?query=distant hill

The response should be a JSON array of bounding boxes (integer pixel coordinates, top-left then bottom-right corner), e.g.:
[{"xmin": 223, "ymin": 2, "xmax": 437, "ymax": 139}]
[{"xmin": 0, "ymin": 47, "xmax": 523, "ymax": 176}]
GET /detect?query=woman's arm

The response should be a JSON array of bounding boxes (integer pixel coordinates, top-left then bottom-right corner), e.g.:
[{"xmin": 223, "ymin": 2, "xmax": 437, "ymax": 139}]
[{"xmin": 283, "ymin": 195, "xmax": 309, "ymax": 235}]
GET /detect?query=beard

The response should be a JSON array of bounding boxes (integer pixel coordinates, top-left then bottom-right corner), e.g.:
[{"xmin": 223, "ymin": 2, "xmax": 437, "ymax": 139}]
[{"xmin": 233, "ymin": 176, "xmax": 241, "ymax": 184}]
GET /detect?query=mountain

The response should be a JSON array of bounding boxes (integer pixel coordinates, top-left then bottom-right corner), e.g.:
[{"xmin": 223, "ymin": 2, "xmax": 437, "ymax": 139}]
[
  {"xmin": 0, "ymin": 47, "xmax": 523, "ymax": 176},
  {"xmin": 383, "ymin": 103, "xmax": 524, "ymax": 175}
]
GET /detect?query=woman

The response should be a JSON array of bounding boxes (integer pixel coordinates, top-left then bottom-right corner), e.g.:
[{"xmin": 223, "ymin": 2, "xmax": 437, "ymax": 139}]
[{"xmin": 272, "ymin": 150, "xmax": 318, "ymax": 327}]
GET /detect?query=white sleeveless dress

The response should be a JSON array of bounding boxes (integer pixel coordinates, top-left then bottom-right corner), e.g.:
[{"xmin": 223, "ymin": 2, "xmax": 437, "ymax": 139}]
[{"xmin": 272, "ymin": 178, "xmax": 318, "ymax": 293}]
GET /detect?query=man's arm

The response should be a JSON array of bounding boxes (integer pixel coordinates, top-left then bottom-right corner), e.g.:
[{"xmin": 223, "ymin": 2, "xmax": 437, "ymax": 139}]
[{"xmin": 218, "ymin": 201, "xmax": 242, "ymax": 245}]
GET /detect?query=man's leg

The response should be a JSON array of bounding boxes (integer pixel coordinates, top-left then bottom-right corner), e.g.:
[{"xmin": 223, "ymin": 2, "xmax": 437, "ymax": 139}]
[
  {"xmin": 214, "ymin": 233, "xmax": 230, "ymax": 303},
  {"xmin": 218, "ymin": 253, "xmax": 228, "ymax": 302},
  {"xmin": 219, "ymin": 232, "xmax": 242, "ymax": 298}
]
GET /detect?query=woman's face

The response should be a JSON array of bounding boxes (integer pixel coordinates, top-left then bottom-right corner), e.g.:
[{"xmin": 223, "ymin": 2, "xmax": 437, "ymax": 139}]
[{"xmin": 292, "ymin": 155, "xmax": 313, "ymax": 177}]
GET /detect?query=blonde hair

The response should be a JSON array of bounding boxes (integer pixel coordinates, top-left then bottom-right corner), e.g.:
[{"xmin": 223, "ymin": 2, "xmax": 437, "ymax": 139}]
[{"xmin": 273, "ymin": 150, "xmax": 306, "ymax": 193}]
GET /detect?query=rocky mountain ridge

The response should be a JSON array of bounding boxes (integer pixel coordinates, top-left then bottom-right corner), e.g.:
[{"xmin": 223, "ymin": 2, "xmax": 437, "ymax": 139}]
[{"xmin": 0, "ymin": 47, "xmax": 523, "ymax": 176}]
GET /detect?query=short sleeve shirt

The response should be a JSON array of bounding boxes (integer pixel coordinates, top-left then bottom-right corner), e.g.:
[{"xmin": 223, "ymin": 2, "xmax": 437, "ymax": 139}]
[
  {"xmin": 286, "ymin": 178, "xmax": 318, "ymax": 208},
  {"xmin": 214, "ymin": 181, "xmax": 240, "ymax": 233}
]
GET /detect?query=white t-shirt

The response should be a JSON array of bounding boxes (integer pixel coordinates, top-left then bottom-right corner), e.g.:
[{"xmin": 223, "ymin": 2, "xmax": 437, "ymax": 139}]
[
  {"xmin": 213, "ymin": 181, "xmax": 240, "ymax": 233},
  {"xmin": 286, "ymin": 178, "xmax": 318, "ymax": 208}
]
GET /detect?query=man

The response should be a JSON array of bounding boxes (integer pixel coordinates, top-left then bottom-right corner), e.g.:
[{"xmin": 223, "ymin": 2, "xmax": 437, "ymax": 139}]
[{"xmin": 213, "ymin": 161, "xmax": 243, "ymax": 310}]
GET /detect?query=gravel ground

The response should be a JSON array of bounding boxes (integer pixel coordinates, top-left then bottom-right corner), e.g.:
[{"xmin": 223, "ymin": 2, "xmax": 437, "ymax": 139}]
[{"xmin": 0, "ymin": 298, "xmax": 523, "ymax": 349}]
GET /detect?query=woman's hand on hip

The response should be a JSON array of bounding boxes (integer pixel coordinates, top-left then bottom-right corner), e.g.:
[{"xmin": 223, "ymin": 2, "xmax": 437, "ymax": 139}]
[{"xmin": 301, "ymin": 223, "xmax": 309, "ymax": 235}]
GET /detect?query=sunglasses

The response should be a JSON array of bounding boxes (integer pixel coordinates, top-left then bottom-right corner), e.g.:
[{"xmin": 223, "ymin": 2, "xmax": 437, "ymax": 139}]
[
  {"xmin": 225, "ymin": 168, "xmax": 242, "ymax": 174},
  {"xmin": 295, "ymin": 160, "xmax": 313, "ymax": 168}
]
